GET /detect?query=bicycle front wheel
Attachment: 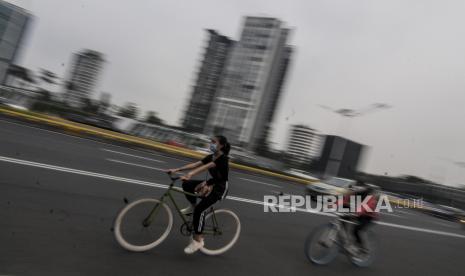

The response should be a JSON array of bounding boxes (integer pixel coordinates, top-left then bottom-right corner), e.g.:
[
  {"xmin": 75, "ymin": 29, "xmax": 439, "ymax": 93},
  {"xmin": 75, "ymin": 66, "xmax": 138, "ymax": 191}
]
[
  {"xmin": 200, "ymin": 209, "xmax": 241, "ymax": 256},
  {"xmin": 304, "ymin": 224, "xmax": 339, "ymax": 265},
  {"xmin": 114, "ymin": 198, "xmax": 173, "ymax": 252}
]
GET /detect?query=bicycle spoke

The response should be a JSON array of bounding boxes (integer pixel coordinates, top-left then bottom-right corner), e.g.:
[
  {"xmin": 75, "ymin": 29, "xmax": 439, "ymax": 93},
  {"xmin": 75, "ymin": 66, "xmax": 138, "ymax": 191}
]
[
  {"xmin": 305, "ymin": 224, "xmax": 339, "ymax": 265},
  {"xmin": 201, "ymin": 209, "xmax": 240, "ymax": 255},
  {"xmin": 114, "ymin": 199, "xmax": 173, "ymax": 252}
]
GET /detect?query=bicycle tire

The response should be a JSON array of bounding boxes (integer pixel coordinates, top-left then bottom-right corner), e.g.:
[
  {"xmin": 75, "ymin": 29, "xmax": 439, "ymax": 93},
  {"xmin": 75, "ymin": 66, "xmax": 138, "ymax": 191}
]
[
  {"xmin": 304, "ymin": 224, "xmax": 339, "ymax": 265},
  {"xmin": 200, "ymin": 209, "xmax": 241, "ymax": 256},
  {"xmin": 349, "ymin": 230, "xmax": 377, "ymax": 267},
  {"xmin": 114, "ymin": 198, "xmax": 173, "ymax": 252}
]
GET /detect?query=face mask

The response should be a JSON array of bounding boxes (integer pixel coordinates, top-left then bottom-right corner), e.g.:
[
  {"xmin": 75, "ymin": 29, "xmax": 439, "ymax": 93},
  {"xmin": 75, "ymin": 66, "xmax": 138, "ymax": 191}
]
[{"xmin": 209, "ymin": 143, "xmax": 217, "ymax": 153}]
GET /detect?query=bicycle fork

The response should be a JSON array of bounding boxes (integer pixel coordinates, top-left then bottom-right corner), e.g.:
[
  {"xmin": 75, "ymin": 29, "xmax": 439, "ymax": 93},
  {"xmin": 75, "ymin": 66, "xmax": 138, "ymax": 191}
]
[
  {"xmin": 142, "ymin": 194, "xmax": 167, "ymax": 227},
  {"xmin": 320, "ymin": 222, "xmax": 339, "ymax": 248}
]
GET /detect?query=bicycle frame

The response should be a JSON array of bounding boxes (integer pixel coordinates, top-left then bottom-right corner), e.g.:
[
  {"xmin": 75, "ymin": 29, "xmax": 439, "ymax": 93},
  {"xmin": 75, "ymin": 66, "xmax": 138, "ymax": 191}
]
[
  {"xmin": 143, "ymin": 175, "xmax": 220, "ymax": 235},
  {"xmin": 325, "ymin": 215, "xmax": 358, "ymax": 252}
]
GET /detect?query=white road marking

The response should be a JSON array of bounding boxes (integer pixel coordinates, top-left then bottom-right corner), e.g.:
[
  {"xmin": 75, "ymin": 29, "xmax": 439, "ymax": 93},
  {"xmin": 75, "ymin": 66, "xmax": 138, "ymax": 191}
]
[
  {"xmin": 238, "ymin": 177, "xmax": 282, "ymax": 188},
  {"xmin": 0, "ymin": 118, "xmax": 88, "ymax": 140},
  {"xmin": 0, "ymin": 155, "xmax": 168, "ymax": 189},
  {"xmin": 1, "ymin": 154, "xmax": 465, "ymax": 239},
  {"xmin": 106, "ymin": 158, "xmax": 165, "ymax": 171},
  {"xmin": 376, "ymin": 221, "xmax": 465, "ymax": 238},
  {"xmin": 102, "ymin": 148, "xmax": 164, "ymax": 163},
  {"xmin": 270, "ymin": 190, "xmax": 286, "ymax": 195},
  {"xmin": 0, "ymin": 119, "xmax": 190, "ymax": 163},
  {"xmin": 103, "ymin": 147, "xmax": 192, "ymax": 163},
  {"xmin": 394, "ymin": 209, "xmax": 413, "ymax": 216},
  {"xmin": 381, "ymin": 212, "xmax": 403, "ymax": 218}
]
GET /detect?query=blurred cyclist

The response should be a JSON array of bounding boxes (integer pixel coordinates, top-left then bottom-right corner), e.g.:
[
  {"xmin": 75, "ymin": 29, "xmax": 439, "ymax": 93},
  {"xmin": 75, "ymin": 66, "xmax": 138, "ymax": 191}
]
[
  {"xmin": 165, "ymin": 135, "xmax": 230, "ymax": 254},
  {"xmin": 341, "ymin": 180, "xmax": 379, "ymax": 256}
]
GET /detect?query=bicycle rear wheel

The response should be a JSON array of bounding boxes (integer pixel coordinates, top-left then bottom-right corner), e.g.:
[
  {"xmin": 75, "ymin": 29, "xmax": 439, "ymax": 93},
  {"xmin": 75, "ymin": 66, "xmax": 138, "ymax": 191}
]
[
  {"xmin": 114, "ymin": 198, "xmax": 173, "ymax": 252},
  {"xmin": 200, "ymin": 209, "xmax": 241, "ymax": 256},
  {"xmin": 304, "ymin": 224, "xmax": 339, "ymax": 265}
]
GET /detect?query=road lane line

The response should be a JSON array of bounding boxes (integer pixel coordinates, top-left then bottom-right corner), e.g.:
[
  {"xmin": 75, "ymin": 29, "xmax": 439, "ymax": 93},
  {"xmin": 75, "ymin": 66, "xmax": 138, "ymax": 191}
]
[
  {"xmin": 0, "ymin": 155, "xmax": 169, "ymax": 189},
  {"xmin": 376, "ymin": 221, "xmax": 465, "ymax": 238},
  {"xmin": 106, "ymin": 158, "xmax": 165, "ymax": 171},
  {"xmin": 394, "ymin": 209, "xmax": 413, "ymax": 216},
  {"xmin": 102, "ymin": 149, "xmax": 165, "ymax": 163},
  {"xmin": 1, "ymin": 155, "xmax": 465, "ymax": 239},
  {"xmin": 238, "ymin": 177, "xmax": 282, "ymax": 188},
  {"xmin": 381, "ymin": 212, "xmax": 403, "ymax": 218},
  {"xmin": 0, "ymin": 119, "xmax": 189, "ymax": 163}
]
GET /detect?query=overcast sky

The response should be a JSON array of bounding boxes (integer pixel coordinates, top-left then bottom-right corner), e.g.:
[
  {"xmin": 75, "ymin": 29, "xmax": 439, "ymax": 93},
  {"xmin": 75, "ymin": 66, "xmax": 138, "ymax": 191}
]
[{"xmin": 9, "ymin": 0, "xmax": 465, "ymax": 186}]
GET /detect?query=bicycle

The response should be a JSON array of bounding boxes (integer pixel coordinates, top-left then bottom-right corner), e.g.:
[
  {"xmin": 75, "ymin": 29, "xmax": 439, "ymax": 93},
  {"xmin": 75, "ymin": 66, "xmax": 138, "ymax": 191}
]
[
  {"xmin": 304, "ymin": 212, "xmax": 377, "ymax": 267},
  {"xmin": 113, "ymin": 173, "xmax": 241, "ymax": 255}
]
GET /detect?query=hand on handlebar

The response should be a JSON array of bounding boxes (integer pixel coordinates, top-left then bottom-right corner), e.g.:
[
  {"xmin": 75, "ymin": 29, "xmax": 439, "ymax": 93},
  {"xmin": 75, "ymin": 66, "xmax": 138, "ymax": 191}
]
[{"xmin": 165, "ymin": 168, "xmax": 179, "ymax": 174}]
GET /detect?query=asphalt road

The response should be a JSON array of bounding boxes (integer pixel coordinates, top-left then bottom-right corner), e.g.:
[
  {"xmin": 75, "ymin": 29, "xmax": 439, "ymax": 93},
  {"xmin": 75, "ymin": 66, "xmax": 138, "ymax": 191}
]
[{"xmin": 1, "ymin": 117, "xmax": 464, "ymax": 276}]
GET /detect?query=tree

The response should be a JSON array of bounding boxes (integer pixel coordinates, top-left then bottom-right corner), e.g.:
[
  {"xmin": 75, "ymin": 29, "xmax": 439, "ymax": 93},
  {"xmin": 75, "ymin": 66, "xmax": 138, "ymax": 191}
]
[
  {"xmin": 37, "ymin": 88, "xmax": 51, "ymax": 102},
  {"xmin": 144, "ymin": 111, "xmax": 164, "ymax": 125},
  {"xmin": 118, "ymin": 102, "xmax": 139, "ymax": 119},
  {"xmin": 81, "ymin": 97, "xmax": 100, "ymax": 114},
  {"xmin": 98, "ymin": 92, "xmax": 111, "ymax": 114}
]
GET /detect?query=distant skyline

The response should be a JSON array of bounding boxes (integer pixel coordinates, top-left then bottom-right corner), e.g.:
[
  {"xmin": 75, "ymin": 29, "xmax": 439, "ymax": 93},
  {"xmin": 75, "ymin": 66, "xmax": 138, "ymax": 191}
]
[{"xmin": 8, "ymin": 0, "xmax": 465, "ymax": 186}]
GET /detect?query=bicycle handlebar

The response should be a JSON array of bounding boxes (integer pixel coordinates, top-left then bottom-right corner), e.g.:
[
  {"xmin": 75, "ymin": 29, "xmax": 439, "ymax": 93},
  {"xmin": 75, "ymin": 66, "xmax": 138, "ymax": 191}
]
[{"xmin": 166, "ymin": 171, "xmax": 180, "ymax": 181}]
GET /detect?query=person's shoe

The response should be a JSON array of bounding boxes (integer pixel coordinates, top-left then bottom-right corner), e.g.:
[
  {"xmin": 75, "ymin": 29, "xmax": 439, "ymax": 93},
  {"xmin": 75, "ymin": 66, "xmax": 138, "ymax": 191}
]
[
  {"xmin": 346, "ymin": 245, "xmax": 360, "ymax": 256},
  {"xmin": 352, "ymin": 247, "xmax": 369, "ymax": 263},
  {"xmin": 184, "ymin": 238, "xmax": 204, "ymax": 254},
  {"xmin": 359, "ymin": 247, "xmax": 369, "ymax": 255},
  {"xmin": 352, "ymin": 255, "xmax": 364, "ymax": 263},
  {"xmin": 181, "ymin": 205, "xmax": 194, "ymax": 215}
]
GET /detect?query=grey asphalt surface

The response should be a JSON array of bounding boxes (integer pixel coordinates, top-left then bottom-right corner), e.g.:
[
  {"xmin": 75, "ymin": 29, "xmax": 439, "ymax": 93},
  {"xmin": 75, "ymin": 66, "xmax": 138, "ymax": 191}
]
[{"xmin": 0, "ymin": 117, "xmax": 464, "ymax": 276}]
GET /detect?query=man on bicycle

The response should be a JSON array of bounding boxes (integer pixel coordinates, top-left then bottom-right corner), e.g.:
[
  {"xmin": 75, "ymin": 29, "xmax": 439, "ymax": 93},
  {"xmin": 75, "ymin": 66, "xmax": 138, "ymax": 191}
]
[
  {"xmin": 341, "ymin": 180, "xmax": 379, "ymax": 256},
  {"xmin": 166, "ymin": 135, "xmax": 230, "ymax": 254}
]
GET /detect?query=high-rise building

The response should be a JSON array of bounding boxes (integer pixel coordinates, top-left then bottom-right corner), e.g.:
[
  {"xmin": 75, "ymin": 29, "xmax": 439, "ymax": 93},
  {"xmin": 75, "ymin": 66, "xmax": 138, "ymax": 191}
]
[
  {"xmin": 205, "ymin": 16, "xmax": 293, "ymax": 151},
  {"xmin": 63, "ymin": 49, "xmax": 104, "ymax": 107},
  {"xmin": 286, "ymin": 124, "xmax": 321, "ymax": 164},
  {"xmin": 182, "ymin": 30, "xmax": 233, "ymax": 133},
  {"xmin": 0, "ymin": 0, "xmax": 31, "ymax": 84}
]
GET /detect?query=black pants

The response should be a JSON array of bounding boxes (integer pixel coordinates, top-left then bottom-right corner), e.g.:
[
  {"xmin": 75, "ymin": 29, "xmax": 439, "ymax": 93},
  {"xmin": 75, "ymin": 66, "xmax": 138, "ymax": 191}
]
[
  {"xmin": 182, "ymin": 180, "xmax": 226, "ymax": 234},
  {"xmin": 353, "ymin": 215, "xmax": 373, "ymax": 249}
]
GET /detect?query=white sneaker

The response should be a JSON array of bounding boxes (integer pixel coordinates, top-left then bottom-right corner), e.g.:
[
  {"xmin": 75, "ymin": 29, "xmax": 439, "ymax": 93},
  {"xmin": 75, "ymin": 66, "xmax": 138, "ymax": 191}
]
[
  {"xmin": 184, "ymin": 238, "xmax": 204, "ymax": 254},
  {"xmin": 181, "ymin": 205, "xmax": 194, "ymax": 215},
  {"xmin": 346, "ymin": 245, "xmax": 358, "ymax": 256}
]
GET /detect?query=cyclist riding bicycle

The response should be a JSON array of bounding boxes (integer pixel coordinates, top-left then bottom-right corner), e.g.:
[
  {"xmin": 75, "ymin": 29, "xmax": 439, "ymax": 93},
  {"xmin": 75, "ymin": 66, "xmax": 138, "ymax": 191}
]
[
  {"xmin": 166, "ymin": 135, "xmax": 230, "ymax": 254},
  {"xmin": 340, "ymin": 180, "xmax": 379, "ymax": 256}
]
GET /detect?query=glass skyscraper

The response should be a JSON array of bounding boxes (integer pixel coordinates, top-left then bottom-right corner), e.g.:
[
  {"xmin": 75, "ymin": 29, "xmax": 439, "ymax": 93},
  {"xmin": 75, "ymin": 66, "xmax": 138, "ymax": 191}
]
[
  {"xmin": 182, "ymin": 30, "xmax": 233, "ymax": 133},
  {"xmin": 205, "ymin": 17, "xmax": 293, "ymax": 151},
  {"xmin": 0, "ymin": 0, "xmax": 31, "ymax": 84}
]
